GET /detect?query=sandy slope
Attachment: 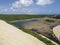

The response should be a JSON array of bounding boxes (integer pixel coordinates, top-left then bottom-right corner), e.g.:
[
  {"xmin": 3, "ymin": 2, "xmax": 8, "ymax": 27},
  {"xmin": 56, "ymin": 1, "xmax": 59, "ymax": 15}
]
[
  {"xmin": 53, "ymin": 25, "xmax": 60, "ymax": 41},
  {"xmin": 0, "ymin": 20, "xmax": 45, "ymax": 45}
]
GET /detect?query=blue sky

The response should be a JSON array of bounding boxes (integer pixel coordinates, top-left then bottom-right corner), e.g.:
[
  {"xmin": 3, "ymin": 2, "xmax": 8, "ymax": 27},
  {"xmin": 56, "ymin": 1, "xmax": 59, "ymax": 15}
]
[{"xmin": 0, "ymin": 0, "xmax": 60, "ymax": 14}]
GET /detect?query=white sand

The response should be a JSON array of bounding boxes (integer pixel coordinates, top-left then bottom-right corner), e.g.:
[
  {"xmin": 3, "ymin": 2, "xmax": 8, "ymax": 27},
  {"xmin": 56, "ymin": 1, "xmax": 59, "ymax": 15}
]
[
  {"xmin": 0, "ymin": 20, "xmax": 45, "ymax": 45},
  {"xmin": 53, "ymin": 25, "xmax": 60, "ymax": 41}
]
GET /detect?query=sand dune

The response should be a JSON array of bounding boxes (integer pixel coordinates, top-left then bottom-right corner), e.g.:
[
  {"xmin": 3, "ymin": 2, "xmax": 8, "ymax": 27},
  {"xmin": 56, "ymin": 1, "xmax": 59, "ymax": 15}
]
[
  {"xmin": 53, "ymin": 25, "xmax": 60, "ymax": 41},
  {"xmin": 0, "ymin": 20, "xmax": 45, "ymax": 45}
]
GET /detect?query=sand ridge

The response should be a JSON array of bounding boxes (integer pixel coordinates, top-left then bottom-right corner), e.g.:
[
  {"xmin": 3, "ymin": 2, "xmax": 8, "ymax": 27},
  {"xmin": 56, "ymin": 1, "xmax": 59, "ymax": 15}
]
[
  {"xmin": 0, "ymin": 20, "xmax": 45, "ymax": 45},
  {"xmin": 53, "ymin": 25, "xmax": 60, "ymax": 41}
]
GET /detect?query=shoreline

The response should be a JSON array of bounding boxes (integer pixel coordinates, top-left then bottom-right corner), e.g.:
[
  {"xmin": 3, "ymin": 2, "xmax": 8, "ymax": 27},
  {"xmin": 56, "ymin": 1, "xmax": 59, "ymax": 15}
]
[{"xmin": 9, "ymin": 18, "xmax": 40, "ymax": 23}]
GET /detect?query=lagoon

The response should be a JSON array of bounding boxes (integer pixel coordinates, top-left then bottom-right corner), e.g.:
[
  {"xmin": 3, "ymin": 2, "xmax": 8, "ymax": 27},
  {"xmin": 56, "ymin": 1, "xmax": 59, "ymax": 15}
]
[{"xmin": 11, "ymin": 19, "xmax": 39, "ymax": 27}]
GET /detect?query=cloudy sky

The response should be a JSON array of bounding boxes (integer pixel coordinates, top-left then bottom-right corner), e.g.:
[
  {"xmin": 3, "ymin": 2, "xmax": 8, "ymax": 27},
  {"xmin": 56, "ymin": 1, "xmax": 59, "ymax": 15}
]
[{"xmin": 0, "ymin": 0, "xmax": 60, "ymax": 14}]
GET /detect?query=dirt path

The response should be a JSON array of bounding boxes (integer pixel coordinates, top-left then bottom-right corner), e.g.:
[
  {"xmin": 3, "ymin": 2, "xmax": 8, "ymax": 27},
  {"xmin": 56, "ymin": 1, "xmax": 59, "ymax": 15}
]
[{"xmin": 0, "ymin": 20, "xmax": 45, "ymax": 45}]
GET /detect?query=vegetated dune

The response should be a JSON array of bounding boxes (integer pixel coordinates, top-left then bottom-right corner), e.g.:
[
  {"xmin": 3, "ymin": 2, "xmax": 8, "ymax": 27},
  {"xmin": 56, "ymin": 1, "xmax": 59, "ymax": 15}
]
[
  {"xmin": 53, "ymin": 25, "xmax": 60, "ymax": 42},
  {"xmin": 0, "ymin": 20, "xmax": 45, "ymax": 45}
]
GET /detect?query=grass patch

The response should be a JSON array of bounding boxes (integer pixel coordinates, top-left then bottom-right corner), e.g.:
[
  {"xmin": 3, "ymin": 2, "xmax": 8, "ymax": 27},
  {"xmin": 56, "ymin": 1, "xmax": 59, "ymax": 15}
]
[{"xmin": 45, "ymin": 19, "xmax": 55, "ymax": 22}]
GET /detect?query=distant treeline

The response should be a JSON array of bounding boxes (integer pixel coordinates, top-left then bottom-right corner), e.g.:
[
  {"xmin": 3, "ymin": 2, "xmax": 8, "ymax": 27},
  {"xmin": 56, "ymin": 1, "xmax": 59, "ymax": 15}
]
[
  {"xmin": 48, "ymin": 15, "xmax": 60, "ymax": 19},
  {"xmin": 53, "ymin": 15, "xmax": 60, "ymax": 19},
  {"xmin": 0, "ymin": 14, "xmax": 60, "ymax": 21},
  {"xmin": 0, "ymin": 14, "xmax": 48, "ymax": 21}
]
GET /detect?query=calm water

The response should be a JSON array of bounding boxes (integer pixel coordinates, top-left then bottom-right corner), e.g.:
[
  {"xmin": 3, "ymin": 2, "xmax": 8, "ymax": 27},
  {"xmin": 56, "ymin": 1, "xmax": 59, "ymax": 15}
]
[{"xmin": 11, "ymin": 19, "xmax": 39, "ymax": 27}]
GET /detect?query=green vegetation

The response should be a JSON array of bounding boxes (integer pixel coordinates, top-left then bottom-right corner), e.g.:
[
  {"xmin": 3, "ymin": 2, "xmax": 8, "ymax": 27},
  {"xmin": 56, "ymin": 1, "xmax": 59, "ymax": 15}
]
[
  {"xmin": 0, "ymin": 15, "xmax": 48, "ymax": 21},
  {"xmin": 45, "ymin": 19, "xmax": 55, "ymax": 22},
  {"xmin": 0, "ymin": 14, "xmax": 60, "ymax": 21},
  {"xmin": 48, "ymin": 15, "xmax": 60, "ymax": 19},
  {"xmin": 53, "ymin": 15, "xmax": 60, "ymax": 19},
  {"xmin": 0, "ymin": 14, "xmax": 57, "ymax": 21}
]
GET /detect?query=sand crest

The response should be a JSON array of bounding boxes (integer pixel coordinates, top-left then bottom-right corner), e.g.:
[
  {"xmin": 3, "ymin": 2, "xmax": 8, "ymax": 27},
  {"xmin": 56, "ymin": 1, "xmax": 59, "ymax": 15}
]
[
  {"xmin": 53, "ymin": 25, "xmax": 60, "ymax": 41},
  {"xmin": 0, "ymin": 20, "xmax": 45, "ymax": 45}
]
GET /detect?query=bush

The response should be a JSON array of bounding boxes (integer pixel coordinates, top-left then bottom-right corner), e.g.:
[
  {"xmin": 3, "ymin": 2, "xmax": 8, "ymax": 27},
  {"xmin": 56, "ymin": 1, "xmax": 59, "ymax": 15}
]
[{"xmin": 45, "ymin": 19, "xmax": 55, "ymax": 22}]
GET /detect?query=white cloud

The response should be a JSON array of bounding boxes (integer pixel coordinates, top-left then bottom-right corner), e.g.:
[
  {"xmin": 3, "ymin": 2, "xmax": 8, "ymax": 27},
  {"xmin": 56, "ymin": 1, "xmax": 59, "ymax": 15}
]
[
  {"xmin": 3, "ymin": 9, "xmax": 8, "ymax": 12},
  {"xmin": 0, "ymin": 0, "xmax": 54, "ymax": 14},
  {"xmin": 20, "ymin": 0, "xmax": 33, "ymax": 6},
  {"xmin": 11, "ymin": 0, "xmax": 33, "ymax": 8},
  {"xmin": 36, "ymin": 0, "xmax": 54, "ymax": 5},
  {"xmin": 11, "ymin": 1, "xmax": 21, "ymax": 8},
  {"xmin": 7, "ymin": 0, "xmax": 34, "ymax": 13},
  {"xmin": 5, "ymin": 0, "xmax": 54, "ymax": 12},
  {"xmin": 10, "ymin": 7, "xmax": 16, "ymax": 11}
]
